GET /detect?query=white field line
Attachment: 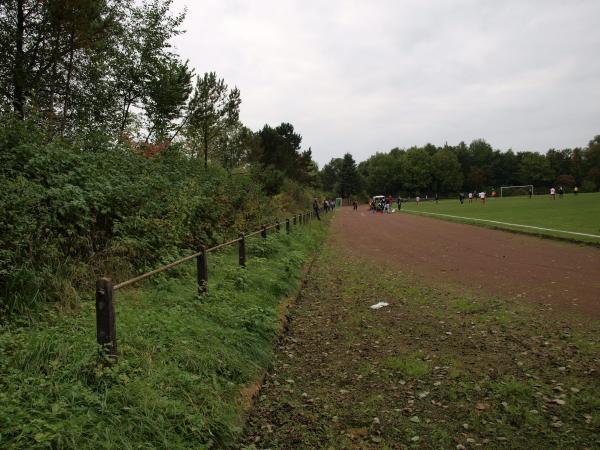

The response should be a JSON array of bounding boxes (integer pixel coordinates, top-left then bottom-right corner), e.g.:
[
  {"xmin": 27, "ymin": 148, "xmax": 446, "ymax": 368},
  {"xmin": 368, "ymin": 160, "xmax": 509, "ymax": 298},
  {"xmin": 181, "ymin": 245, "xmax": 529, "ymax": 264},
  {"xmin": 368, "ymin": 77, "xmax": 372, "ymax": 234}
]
[{"xmin": 403, "ymin": 210, "xmax": 600, "ymax": 239}]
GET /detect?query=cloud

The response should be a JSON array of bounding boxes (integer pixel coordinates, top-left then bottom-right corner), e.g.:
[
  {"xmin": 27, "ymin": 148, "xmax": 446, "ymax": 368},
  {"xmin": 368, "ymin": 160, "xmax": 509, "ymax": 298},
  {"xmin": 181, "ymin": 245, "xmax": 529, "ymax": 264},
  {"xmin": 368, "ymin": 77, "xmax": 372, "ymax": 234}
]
[{"xmin": 170, "ymin": 0, "xmax": 600, "ymax": 165}]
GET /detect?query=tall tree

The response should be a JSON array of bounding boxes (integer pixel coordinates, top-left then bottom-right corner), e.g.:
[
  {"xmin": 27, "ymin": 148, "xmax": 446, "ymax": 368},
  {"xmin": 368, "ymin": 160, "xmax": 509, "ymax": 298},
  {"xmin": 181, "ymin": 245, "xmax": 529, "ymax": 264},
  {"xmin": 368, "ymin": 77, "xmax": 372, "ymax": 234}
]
[
  {"xmin": 403, "ymin": 147, "xmax": 432, "ymax": 194},
  {"xmin": 0, "ymin": 0, "xmax": 120, "ymax": 121},
  {"xmin": 518, "ymin": 152, "xmax": 553, "ymax": 186},
  {"xmin": 320, "ymin": 157, "xmax": 343, "ymax": 192},
  {"xmin": 338, "ymin": 153, "xmax": 362, "ymax": 198},
  {"xmin": 431, "ymin": 149, "xmax": 463, "ymax": 194},
  {"xmin": 143, "ymin": 56, "xmax": 193, "ymax": 142},
  {"xmin": 186, "ymin": 72, "xmax": 241, "ymax": 167}
]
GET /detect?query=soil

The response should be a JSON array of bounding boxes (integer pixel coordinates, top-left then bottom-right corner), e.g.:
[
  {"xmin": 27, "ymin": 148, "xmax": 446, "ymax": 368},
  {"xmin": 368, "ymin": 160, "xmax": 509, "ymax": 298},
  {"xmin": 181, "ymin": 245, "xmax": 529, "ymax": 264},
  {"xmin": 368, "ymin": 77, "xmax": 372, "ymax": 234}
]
[
  {"xmin": 332, "ymin": 206, "xmax": 600, "ymax": 318},
  {"xmin": 240, "ymin": 208, "xmax": 600, "ymax": 449}
]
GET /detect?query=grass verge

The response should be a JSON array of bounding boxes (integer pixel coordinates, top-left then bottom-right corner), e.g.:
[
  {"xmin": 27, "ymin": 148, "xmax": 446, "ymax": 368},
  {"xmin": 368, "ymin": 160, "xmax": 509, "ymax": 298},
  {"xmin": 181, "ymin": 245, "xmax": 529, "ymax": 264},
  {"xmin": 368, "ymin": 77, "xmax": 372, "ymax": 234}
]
[{"xmin": 0, "ymin": 218, "xmax": 329, "ymax": 449}]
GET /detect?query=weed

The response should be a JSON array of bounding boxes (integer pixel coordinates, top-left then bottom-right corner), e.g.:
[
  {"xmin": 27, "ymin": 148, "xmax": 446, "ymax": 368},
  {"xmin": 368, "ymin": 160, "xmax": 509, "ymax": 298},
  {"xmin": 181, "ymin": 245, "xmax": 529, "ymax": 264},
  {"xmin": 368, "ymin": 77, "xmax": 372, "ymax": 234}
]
[{"xmin": 384, "ymin": 352, "xmax": 431, "ymax": 378}]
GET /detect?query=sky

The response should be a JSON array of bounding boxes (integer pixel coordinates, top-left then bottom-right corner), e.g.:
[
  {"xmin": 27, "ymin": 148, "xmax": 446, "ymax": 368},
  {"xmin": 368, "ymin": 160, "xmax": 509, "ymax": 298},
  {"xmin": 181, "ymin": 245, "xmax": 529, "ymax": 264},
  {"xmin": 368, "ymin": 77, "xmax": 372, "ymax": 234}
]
[{"xmin": 169, "ymin": 0, "xmax": 600, "ymax": 166}]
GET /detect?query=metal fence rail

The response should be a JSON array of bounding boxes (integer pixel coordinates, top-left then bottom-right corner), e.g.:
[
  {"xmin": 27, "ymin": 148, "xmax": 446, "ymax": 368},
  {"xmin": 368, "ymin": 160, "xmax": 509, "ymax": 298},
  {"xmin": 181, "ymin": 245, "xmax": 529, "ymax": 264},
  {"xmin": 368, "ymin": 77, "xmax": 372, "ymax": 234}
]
[{"xmin": 95, "ymin": 210, "xmax": 317, "ymax": 360}]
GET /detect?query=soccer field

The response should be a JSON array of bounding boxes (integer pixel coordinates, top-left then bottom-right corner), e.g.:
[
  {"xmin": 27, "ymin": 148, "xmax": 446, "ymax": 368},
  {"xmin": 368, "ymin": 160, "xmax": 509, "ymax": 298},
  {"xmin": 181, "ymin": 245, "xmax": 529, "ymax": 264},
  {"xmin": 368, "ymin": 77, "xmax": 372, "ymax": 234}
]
[{"xmin": 401, "ymin": 192, "xmax": 600, "ymax": 243}]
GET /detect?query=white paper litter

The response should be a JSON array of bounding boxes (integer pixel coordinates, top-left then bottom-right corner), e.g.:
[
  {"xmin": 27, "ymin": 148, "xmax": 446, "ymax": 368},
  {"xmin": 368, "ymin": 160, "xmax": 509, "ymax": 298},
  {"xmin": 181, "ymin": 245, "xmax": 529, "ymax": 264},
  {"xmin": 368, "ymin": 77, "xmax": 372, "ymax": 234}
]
[{"xmin": 370, "ymin": 301, "xmax": 389, "ymax": 310}]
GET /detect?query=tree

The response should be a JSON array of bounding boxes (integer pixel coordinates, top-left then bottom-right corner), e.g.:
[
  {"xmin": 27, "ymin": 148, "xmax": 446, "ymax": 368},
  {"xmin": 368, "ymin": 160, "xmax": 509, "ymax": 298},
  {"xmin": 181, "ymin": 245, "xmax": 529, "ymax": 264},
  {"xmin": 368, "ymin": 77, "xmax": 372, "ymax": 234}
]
[
  {"xmin": 403, "ymin": 147, "xmax": 432, "ymax": 194},
  {"xmin": 0, "ymin": 0, "xmax": 120, "ymax": 121},
  {"xmin": 518, "ymin": 152, "xmax": 553, "ymax": 186},
  {"xmin": 320, "ymin": 158, "xmax": 343, "ymax": 192},
  {"xmin": 584, "ymin": 168, "xmax": 600, "ymax": 190},
  {"xmin": 431, "ymin": 149, "xmax": 463, "ymax": 194},
  {"xmin": 143, "ymin": 57, "xmax": 193, "ymax": 142},
  {"xmin": 556, "ymin": 174, "xmax": 576, "ymax": 188},
  {"xmin": 467, "ymin": 167, "xmax": 486, "ymax": 190},
  {"xmin": 185, "ymin": 72, "xmax": 241, "ymax": 167},
  {"xmin": 359, "ymin": 152, "xmax": 403, "ymax": 195},
  {"xmin": 253, "ymin": 122, "xmax": 317, "ymax": 188},
  {"xmin": 213, "ymin": 123, "xmax": 254, "ymax": 173},
  {"xmin": 338, "ymin": 153, "xmax": 362, "ymax": 198}
]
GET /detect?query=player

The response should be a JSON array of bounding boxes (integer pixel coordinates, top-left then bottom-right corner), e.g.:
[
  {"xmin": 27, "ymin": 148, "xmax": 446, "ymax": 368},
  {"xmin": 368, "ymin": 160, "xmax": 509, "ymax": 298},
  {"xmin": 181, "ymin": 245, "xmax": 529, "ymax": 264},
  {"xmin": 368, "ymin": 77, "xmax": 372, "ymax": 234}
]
[
  {"xmin": 468, "ymin": 192, "xmax": 473, "ymax": 203},
  {"xmin": 479, "ymin": 191, "xmax": 486, "ymax": 205},
  {"xmin": 559, "ymin": 186, "xmax": 564, "ymax": 198},
  {"xmin": 416, "ymin": 196, "xmax": 421, "ymax": 206},
  {"xmin": 550, "ymin": 187, "xmax": 556, "ymax": 200},
  {"xmin": 459, "ymin": 192, "xmax": 465, "ymax": 204},
  {"xmin": 574, "ymin": 186, "xmax": 579, "ymax": 196}
]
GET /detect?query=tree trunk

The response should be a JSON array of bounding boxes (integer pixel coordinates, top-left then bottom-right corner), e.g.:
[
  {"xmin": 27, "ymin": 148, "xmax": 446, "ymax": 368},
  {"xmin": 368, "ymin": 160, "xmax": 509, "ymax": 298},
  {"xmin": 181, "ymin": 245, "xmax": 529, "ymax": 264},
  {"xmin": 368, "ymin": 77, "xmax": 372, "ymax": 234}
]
[
  {"xmin": 13, "ymin": 0, "xmax": 25, "ymax": 118},
  {"xmin": 60, "ymin": 29, "xmax": 76, "ymax": 135},
  {"xmin": 119, "ymin": 96, "xmax": 132, "ymax": 135},
  {"xmin": 203, "ymin": 132, "xmax": 208, "ymax": 168}
]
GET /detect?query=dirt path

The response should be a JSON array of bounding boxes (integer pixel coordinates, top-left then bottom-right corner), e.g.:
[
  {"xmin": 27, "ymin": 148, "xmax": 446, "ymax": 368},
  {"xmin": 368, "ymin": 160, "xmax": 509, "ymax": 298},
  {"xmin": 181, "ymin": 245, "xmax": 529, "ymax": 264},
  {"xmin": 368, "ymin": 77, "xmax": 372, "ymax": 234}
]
[
  {"xmin": 241, "ymin": 209, "xmax": 600, "ymax": 449},
  {"xmin": 332, "ymin": 206, "xmax": 600, "ymax": 318}
]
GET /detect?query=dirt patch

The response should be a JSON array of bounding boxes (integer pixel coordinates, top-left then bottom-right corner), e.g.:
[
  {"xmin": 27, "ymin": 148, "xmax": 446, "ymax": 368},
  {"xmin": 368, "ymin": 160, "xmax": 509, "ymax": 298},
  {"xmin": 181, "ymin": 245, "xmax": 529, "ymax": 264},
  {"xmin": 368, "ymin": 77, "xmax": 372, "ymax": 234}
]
[
  {"xmin": 240, "ymin": 239, "xmax": 600, "ymax": 449},
  {"xmin": 332, "ymin": 206, "xmax": 600, "ymax": 318}
]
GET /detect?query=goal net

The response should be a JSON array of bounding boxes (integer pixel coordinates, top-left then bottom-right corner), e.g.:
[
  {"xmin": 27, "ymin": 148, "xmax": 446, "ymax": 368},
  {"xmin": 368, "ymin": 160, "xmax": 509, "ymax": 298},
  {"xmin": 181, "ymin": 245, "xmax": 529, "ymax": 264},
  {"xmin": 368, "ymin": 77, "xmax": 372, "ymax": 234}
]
[{"xmin": 500, "ymin": 185, "xmax": 533, "ymax": 198}]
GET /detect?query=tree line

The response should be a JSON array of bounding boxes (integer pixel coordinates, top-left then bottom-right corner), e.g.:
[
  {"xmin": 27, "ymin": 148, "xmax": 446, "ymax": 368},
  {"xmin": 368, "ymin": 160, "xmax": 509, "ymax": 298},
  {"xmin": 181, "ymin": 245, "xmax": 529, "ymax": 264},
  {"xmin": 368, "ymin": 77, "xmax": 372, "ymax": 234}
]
[
  {"xmin": 320, "ymin": 137, "xmax": 600, "ymax": 198},
  {"xmin": 0, "ymin": 0, "xmax": 319, "ymax": 313}
]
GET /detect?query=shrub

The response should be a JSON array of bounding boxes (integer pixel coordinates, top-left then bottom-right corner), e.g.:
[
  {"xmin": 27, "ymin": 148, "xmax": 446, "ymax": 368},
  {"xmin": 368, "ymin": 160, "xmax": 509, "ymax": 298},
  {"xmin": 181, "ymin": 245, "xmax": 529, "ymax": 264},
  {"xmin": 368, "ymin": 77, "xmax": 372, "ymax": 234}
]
[{"xmin": 0, "ymin": 117, "xmax": 309, "ymax": 316}]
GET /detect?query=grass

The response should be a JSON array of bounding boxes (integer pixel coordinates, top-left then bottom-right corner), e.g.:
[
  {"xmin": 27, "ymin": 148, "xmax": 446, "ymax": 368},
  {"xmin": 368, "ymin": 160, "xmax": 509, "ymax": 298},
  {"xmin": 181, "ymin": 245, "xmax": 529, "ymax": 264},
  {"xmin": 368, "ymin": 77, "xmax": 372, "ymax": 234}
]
[
  {"xmin": 400, "ymin": 192, "xmax": 600, "ymax": 243},
  {"xmin": 0, "ymin": 219, "xmax": 329, "ymax": 449}
]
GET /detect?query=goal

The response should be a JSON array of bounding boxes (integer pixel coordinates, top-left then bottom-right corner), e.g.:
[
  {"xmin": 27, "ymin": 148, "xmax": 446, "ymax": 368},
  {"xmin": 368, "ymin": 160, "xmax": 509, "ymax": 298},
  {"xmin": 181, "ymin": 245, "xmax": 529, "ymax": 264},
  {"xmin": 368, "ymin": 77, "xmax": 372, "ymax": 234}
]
[{"xmin": 500, "ymin": 185, "xmax": 534, "ymax": 198}]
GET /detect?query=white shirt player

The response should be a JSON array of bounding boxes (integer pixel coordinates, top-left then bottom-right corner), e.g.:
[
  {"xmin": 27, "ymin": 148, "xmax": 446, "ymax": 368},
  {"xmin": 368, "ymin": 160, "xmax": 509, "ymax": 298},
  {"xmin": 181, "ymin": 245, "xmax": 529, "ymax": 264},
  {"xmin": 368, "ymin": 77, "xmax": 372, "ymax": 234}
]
[{"xmin": 550, "ymin": 187, "xmax": 556, "ymax": 195}]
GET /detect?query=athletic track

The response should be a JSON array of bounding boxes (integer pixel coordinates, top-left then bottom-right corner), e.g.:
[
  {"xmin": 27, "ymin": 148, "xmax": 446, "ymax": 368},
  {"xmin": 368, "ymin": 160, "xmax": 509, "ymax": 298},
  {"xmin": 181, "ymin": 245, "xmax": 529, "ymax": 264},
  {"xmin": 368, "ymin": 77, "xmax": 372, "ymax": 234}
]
[{"xmin": 332, "ymin": 206, "xmax": 600, "ymax": 318}]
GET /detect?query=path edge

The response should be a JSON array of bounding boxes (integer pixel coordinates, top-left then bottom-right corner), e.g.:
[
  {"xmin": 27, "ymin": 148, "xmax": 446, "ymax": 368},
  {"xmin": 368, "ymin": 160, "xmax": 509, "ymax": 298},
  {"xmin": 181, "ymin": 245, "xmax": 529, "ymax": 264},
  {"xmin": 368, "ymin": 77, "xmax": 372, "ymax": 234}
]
[{"xmin": 238, "ymin": 251, "xmax": 319, "ymax": 418}]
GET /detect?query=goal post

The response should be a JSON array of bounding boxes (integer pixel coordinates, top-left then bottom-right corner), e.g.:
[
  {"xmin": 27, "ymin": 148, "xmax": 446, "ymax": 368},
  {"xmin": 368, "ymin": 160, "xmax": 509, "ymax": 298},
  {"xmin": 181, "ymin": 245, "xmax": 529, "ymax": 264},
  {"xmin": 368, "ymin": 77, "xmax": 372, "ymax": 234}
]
[{"xmin": 500, "ymin": 185, "xmax": 534, "ymax": 198}]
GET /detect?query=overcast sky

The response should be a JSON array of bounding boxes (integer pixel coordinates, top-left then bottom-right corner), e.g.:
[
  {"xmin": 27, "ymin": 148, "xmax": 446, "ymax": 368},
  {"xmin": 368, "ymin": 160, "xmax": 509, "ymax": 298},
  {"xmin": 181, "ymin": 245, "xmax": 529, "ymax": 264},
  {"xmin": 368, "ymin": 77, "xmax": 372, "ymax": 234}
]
[{"xmin": 170, "ymin": 0, "xmax": 600, "ymax": 166}]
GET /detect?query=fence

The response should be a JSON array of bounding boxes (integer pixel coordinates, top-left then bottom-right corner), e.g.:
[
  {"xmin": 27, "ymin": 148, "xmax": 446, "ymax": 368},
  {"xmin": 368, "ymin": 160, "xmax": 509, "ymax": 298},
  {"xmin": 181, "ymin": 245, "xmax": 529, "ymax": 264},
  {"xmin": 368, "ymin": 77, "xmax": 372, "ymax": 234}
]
[{"xmin": 95, "ymin": 210, "xmax": 318, "ymax": 360}]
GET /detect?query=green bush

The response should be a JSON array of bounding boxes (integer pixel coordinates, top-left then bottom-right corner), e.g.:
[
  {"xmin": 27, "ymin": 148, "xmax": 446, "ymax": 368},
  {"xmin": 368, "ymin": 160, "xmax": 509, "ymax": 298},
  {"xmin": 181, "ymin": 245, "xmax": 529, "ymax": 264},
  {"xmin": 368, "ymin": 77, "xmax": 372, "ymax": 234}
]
[
  {"xmin": 0, "ymin": 117, "xmax": 309, "ymax": 315},
  {"xmin": 581, "ymin": 180, "xmax": 597, "ymax": 192}
]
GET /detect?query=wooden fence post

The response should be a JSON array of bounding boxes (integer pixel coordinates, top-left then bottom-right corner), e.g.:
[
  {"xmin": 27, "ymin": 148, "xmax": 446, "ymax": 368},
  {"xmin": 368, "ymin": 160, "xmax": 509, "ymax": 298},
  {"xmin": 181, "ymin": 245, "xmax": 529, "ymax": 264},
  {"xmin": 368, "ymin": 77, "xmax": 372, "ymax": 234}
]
[
  {"xmin": 286, "ymin": 218, "xmax": 290, "ymax": 234},
  {"xmin": 261, "ymin": 225, "xmax": 267, "ymax": 239},
  {"xmin": 96, "ymin": 278, "xmax": 117, "ymax": 360},
  {"xmin": 197, "ymin": 245, "xmax": 208, "ymax": 294},
  {"xmin": 239, "ymin": 233, "xmax": 246, "ymax": 267}
]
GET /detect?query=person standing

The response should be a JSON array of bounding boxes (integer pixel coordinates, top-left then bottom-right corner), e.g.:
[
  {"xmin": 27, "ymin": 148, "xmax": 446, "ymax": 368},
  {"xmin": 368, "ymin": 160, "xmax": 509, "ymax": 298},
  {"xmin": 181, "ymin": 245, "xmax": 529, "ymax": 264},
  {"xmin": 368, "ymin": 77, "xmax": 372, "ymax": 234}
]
[
  {"xmin": 416, "ymin": 196, "xmax": 421, "ymax": 206},
  {"xmin": 574, "ymin": 186, "xmax": 579, "ymax": 195},
  {"xmin": 313, "ymin": 198, "xmax": 321, "ymax": 220},
  {"xmin": 550, "ymin": 187, "xmax": 556, "ymax": 200},
  {"xmin": 529, "ymin": 187, "xmax": 533, "ymax": 199},
  {"xmin": 397, "ymin": 196, "xmax": 402, "ymax": 210},
  {"xmin": 479, "ymin": 191, "xmax": 486, "ymax": 205},
  {"xmin": 459, "ymin": 192, "xmax": 465, "ymax": 204},
  {"xmin": 353, "ymin": 199, "xmax": 358, "ymax": 211},
  {"xmin": 468, "ymin": 192, "xmax": 473, "ymax": 203},
  {"xmin": 559, "ymin": 186, "xmax": 564, "ymax": 198},
  {"xmin": 435, "ymin": 193, "xmax": 439, "ymax": 204}
]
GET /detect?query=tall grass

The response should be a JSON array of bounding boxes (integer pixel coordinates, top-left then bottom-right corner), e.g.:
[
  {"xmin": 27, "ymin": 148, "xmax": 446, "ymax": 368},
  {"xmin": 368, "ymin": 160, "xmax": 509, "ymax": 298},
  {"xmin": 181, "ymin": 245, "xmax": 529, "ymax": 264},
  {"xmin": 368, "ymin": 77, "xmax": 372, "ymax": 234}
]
[{"xmin": 0, "ymin": 220, "xmax": 328, "ymax": 449}]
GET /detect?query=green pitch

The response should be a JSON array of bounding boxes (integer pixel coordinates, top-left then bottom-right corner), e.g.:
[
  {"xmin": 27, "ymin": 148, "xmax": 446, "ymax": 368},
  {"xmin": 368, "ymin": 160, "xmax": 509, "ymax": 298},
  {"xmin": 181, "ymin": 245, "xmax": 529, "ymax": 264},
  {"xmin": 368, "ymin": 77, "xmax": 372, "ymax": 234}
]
[{"xmin": 400, "ymin": 192, "xmax": 600, "ymax": 244}]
